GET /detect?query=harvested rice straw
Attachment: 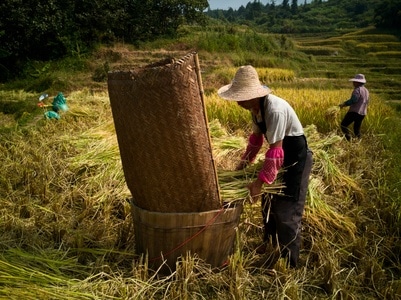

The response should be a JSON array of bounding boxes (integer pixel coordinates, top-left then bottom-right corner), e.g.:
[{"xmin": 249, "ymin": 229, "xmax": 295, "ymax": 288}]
[
  {"xmin": 325, "ymin": 105, "xmax": 340, "ymax": 122},
  {"xmin": 325, "ymin": 105, "xmax": 341, "ymax": 131},
  {"xmin": 305, "ymin": 176, "xmax": 356, "ymax": 241},
  {"xmin": 208, "ymin": 119, "xmax": 229, "ymax": 138},
  {"xmin": 210, "ymin": 119, "xmax": 285, "ymax": 202},
  {"xmin": 212, "ymin": 136, "xmax": 246, "ymax": 167},
  {"xmin": 218, "ymin": 166, "xmax": 285, "ymax": 203}
]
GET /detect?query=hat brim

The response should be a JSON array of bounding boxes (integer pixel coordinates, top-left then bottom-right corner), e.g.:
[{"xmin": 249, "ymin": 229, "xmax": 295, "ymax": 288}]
[
  {"xmin": 349, "ymin": 78, "xmax": 366, "ymax": 84},
  {"xmin": 217, "ymin": 84, "xmax": 271, "ymax": 101}
]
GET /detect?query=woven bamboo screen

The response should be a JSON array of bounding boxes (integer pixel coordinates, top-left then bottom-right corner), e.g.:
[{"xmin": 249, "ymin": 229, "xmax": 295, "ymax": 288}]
[{"xmin": 107, "ymin": 53, "xmax": 221, "ymax": 213}]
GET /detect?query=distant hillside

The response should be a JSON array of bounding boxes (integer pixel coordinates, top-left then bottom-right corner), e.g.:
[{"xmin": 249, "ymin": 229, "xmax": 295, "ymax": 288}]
[{"xmin": 205, "ymin": 0, "xmax": 401, "ymax": 34}]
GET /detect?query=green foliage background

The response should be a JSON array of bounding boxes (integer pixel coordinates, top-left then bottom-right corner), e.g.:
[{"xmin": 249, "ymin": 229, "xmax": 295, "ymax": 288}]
[
  {"xmin": 1, "ymin": 0, "xmax": 401, "ymax": 81},
  {"xmin": 206, "ymin": 0, "xmax": 401, "ymax": 33},
  {"xmin": 0, "ymin": 0, "xmax": 209, "ymax": 80}
]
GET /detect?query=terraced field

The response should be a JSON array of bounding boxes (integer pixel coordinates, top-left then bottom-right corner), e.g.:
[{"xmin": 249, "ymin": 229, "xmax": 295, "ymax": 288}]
[{"xmin": 292, "ymin": 27, "xmax": 401, "ymax": 102}]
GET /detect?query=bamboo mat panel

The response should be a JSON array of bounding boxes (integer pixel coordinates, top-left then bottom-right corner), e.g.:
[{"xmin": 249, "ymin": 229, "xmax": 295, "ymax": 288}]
[{"xmin": 108, "ymin": 53, "xmax": 221, "ymax": 212}]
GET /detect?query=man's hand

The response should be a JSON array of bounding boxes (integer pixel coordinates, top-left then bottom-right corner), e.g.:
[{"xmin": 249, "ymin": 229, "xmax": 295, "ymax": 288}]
[{"xmin": 247, "ymin": 178, "xmax": 264, "ymax": 203}]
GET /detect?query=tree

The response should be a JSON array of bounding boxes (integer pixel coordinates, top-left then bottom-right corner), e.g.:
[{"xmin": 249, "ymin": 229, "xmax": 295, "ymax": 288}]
[
  {"xmin": 0, "ymin": 0, "xmax": 209, "ymax": 79},
  {"xmin": 291, "ymin": 0, "xmax": 298, "ymax": 13},
  {"xmin": 245, "ymin": 1, "xmax": 264, "ymax": 20},
  {"xmin": 374, "ymin": 0, "xmax": 401, "ymax": 29}
]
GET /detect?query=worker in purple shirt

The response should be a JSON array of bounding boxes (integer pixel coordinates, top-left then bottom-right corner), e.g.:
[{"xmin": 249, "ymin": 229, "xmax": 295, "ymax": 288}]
[{"xmin": 339, "ymin": 74, "xmax": 370, "ymax": 141}]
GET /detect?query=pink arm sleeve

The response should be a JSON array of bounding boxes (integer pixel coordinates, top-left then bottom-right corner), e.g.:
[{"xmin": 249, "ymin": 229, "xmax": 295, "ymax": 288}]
[
  {"xmin": 258, "ymin": 146, "xmax": 284, "ymax": 184},
  {"xmin": 241, "ymin": 133, "xmax": 264, "ymax": 163}
]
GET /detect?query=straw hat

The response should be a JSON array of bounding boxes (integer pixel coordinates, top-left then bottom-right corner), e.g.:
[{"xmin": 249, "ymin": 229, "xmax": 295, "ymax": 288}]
[
  {"xmin": 218, "ymin": 65, "xmax": 271, "ymax": 101},
  {"xmin": 349, "ymin": 74, "xmax": 366, "ymax": 84}
]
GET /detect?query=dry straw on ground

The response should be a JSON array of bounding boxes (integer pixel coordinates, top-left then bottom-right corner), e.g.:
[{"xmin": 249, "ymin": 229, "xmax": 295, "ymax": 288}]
[{"xmin": 0, "ymin": 61, "xmax": 400, "ymax": 298}]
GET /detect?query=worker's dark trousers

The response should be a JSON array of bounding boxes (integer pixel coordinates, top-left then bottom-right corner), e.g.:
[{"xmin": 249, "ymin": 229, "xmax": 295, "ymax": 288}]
[
  {"xmin": 262, "ymin": 135, "xmax": 313, "ymax": 268},
  {"xmin": 341, "ymin": 111, "xmax": 365, "ymax": 140}
]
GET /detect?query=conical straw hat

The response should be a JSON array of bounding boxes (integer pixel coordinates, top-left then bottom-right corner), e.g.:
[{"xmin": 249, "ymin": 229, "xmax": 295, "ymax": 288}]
[
  {"xmin": 218, "ymin": 65, "xmax": 271, "ymax": 101},
  {"xmin": 349, "ymin": 74, "xmax": 366, "ymax": 84}
]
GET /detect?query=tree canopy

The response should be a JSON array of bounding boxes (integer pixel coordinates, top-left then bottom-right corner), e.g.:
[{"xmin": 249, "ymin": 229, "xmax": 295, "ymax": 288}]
[
  {"xmin": 205, "ymin": 0, "xmax": 401, "ymax": 33},
  {"xmin": 0, "ymin": 0, "xmax": 208, "ymax": 79}
]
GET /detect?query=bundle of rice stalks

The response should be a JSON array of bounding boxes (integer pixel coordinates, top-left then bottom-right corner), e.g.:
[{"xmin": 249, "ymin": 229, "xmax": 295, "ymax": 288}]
[
  {"xmin": 209, "ymin": 119, "xmax": 247, "ymax": 170},
  {"xmin": 305, "ymin": 124, "xmax": 343, "ymax": 152},
  {"xmin": 305, "ymin": 176, "xmax": 357, "ymax": 242},
  {"xmin": 66, "ymin": 124, "xmax": 121, "ymax": 169},
  {"xmin": 305, "ymin": 125, "xmax": 365, "ymax": 202},
  {"xmin": 208, "ymin": 118, "xmax": 228, "ymax": 139},
  {"xmin": 218, "ymin": 166, "xmax": 285, "ymax": 203},
  {"xmin": 325, "ymin": 105, "xmax": 340, "ymax": 121},
  {"xmin": 210, "ymin": 119, "xmax": 284, "ymax": 202},
  {"xmin": 324, "ymin": 105, "xmax": 341, "ymax": 131}
]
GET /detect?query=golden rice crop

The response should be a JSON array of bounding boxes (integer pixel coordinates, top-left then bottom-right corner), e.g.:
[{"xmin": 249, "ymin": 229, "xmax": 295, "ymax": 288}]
[
  {"xmin": 214, "ymin": 67, "xmax": 295, "ymax": 84},
  {"xmin": 256, "ymin": 67, "xmax": 295, "ymax": 83},
  {"xmin": 205, "ymin": 93, "xmax": 250, "ymax": 131},
  {"xmin": 367, "ymin": 51, "xmax": 401, "ymax": 58},
  {"xmin": 1, "ymin": 61, "xmax": 400, "ymax": 299},
  {"xmin": 352, "ymin": 35, "xmax": 400, "ymax": 42},
  {"xmin": 258, "ymin": 87, "xmax": 393, "ymax": 135},
  {"xmin": 296, "ymin": 46, "xmax": 341, "ymax": 56}
]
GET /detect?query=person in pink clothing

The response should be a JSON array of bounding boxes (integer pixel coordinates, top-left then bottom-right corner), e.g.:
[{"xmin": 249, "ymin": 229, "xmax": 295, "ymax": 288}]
[
  {"xmin": 339, "ymin": 74, "xmax": 370, "ymax": 141},
  {"xmin": 218, "ymin": 65, "xmax": 313, "ymax": 268}
]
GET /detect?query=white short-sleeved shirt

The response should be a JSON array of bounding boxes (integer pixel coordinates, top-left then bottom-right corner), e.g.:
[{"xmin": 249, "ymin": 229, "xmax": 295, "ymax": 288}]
[{"xmin": 252, "ymin": 94, "xmax": 304, "ymax": 144}]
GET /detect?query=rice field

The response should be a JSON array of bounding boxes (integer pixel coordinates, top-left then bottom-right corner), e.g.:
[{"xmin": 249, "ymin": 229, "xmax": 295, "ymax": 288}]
[
  {"xmin": 0, "ymin": 77, "xmax": 400, "ymax": 298},
  {"xmin": 292, "ymin": 27, "xmax": 401, "ymax": 102},
  {"xmin": 1, "ymin": 27, "xmax": 401, "ymax": 299}
]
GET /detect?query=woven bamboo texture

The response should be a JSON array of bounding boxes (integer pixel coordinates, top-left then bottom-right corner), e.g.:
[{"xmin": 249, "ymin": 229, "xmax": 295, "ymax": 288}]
[
  {"xmin": 131, "ymin": 202, "xmax": 243, "ymax": 273},
  {"xmin": 108, "ymin": 53, "xmax": 221, "ymax": 213}
]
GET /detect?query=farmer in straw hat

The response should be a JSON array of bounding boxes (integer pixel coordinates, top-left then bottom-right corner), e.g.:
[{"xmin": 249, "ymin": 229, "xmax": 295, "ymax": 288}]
[
  {"xmin": 218, "ymin": 65, "xmax": 313, "ymax": 268},
  {"xmin": 339, "ymin": 74, "xmax": 370, "ymax": 141}
]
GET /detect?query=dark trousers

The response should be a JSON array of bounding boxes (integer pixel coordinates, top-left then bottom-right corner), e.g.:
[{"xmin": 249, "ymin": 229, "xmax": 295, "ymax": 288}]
[
  {"xmin": 341, "ymin": 111, "xmax": 365, "ymax": 141},
  {"xmin": 262, "ymin": 136, "xmax": 313, "ymax": 268}
]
